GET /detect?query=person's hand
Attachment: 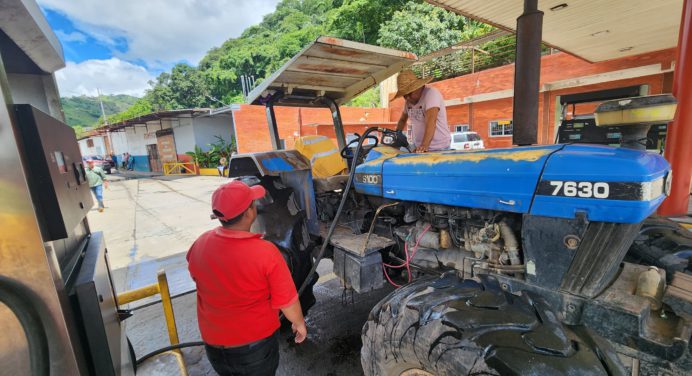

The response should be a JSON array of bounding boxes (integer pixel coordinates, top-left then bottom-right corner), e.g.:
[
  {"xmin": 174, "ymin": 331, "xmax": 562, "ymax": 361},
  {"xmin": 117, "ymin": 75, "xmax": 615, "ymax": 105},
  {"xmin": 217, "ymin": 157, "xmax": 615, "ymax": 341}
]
[
  {"xmin": 292, "ymin": 321, "xmax": 307, "ymax": 343},
  {"xmin": 415, "ymin": 145, "xmax": 429, "ymax": 153}
]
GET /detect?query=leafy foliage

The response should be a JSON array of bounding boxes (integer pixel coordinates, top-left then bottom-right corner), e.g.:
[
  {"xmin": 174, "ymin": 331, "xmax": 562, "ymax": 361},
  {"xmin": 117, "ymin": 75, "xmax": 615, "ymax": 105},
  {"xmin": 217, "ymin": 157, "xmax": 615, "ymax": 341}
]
[
  {"xmin": 61, "ymin": 94, "xmax": 138, "ymax": 127},
  {"xmin": 185, "ymin": 135, "xmax": 236, "ymax": 168},
  {"xmin": 326, "ymin": 0, "xmax": 404, "ymax": 44},
  {"xmin": 346, "ymin": 87, "xmax": 380, "ymax": 108},
  {"xmin": 102, "ymin": 98, "xmax": 154, "ymax": 124},
  {"xmin": 101, "ymin": 0, "xmax": 498, "ymax": 123},
  {"xmin": 377, "ymin": 2, "xmax": 469, "ymax": 56}
]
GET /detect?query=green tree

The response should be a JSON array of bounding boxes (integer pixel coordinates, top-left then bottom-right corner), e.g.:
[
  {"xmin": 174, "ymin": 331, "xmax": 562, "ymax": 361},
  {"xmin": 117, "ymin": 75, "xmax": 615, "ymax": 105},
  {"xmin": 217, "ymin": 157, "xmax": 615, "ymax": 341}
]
[
  {"xmin": 146, "ymin": 64, "xmax": 212, "ymax": 110},
  {"xmin": 377, "ymin": 2, "xmax": 473, "ymax": 56},
  {"xmin": 346, "ymin": 87, "xmax": 380, "ymax": 108},
  {"xmin": 73, "ymin": 125, "xmax": 85, "ymax": 139},
  {"xmin": 326, "ymin": 0, "xmax": 403, "ymax": 44},
  {"xmin": 105, "ymin": 98, "xmax": 154, "ymax": 124},
  {"xmin": 108, "ymin": 0, "xmax": 503, "ymax": 121}
]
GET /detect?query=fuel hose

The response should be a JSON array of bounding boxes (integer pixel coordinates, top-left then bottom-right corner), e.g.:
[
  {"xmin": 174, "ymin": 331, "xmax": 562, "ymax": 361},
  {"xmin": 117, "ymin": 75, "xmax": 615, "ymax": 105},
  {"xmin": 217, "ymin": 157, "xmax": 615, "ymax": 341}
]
[{"xmin": 293, "ymin": 126, "xmax": 381, "ymax": 298}]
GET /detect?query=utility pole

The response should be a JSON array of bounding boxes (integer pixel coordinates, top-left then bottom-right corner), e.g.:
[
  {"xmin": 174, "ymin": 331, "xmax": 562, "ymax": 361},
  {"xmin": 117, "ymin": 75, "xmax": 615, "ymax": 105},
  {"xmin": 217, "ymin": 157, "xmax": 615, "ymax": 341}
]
[
  {"xmin": 97, "ymin": 88, "xmax": 108, "ymax": 125},
  {"xmin": 97, "ymin": 88, "xmax": 113, "ymax": 157}
]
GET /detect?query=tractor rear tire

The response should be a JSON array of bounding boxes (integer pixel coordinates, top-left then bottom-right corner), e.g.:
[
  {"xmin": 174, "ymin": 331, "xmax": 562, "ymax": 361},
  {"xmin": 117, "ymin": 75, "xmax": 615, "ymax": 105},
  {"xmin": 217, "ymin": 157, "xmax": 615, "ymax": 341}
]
[{"xmin": 361, "ymin": 273, "xmax": 626, "ymax": 376}]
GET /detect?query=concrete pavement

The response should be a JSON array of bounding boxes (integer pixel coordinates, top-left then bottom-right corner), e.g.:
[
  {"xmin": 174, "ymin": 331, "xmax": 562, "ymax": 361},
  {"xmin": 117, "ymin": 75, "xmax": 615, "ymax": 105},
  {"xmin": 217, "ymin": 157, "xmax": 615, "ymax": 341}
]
[{"xmin": 89, "ymin": 174, "xmax": 225, "ymax": 292}]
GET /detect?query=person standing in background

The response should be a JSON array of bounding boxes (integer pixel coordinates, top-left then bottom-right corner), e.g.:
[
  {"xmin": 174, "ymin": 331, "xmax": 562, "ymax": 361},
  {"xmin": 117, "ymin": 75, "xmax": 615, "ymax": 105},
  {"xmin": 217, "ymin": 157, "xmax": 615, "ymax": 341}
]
[
  {"xmin": 218, "ymin": 157, "xmax": 228, "ymax": 177},
  {"xmin": 127, "ymin": 153, "xmax": 135, "ymax": 171},
  {"xmin": 86, "ymin": 159, "xmax": 108, "ymax": 212}
]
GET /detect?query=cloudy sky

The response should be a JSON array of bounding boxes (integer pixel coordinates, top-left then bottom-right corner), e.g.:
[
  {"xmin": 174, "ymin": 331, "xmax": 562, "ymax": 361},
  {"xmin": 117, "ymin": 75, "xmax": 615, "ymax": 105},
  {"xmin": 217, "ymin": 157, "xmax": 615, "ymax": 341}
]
[{"xmin": 38, "ymin": 0, "xmax": 280, "ymax": 97}]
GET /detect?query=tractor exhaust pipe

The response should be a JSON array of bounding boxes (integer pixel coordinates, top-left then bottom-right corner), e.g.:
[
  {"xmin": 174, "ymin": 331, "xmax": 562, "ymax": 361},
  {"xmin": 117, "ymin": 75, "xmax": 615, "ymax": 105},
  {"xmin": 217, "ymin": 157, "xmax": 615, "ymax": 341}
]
[{"xmin": 512, "ymin": 0, "xmax": 544, "ymax": 146}]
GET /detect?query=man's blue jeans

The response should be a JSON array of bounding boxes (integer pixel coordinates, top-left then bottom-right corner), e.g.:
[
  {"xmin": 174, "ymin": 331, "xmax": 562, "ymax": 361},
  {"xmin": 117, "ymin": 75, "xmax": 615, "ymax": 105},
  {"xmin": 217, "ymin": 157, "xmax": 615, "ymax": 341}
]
[{"xmin": 90, "ymin": 184, "xmax": 104, "ymax": 208}]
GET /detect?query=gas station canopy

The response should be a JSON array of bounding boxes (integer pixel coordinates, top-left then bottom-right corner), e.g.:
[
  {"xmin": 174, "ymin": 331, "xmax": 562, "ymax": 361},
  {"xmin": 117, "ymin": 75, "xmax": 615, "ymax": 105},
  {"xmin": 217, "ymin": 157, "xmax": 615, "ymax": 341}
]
[
  {"xmin": 247, "ymin": 37, "xmax": 418, "ymax": 106},
  {"xmin": 426, "ymin": 0, "xmax": 683, "ymax": 62}
]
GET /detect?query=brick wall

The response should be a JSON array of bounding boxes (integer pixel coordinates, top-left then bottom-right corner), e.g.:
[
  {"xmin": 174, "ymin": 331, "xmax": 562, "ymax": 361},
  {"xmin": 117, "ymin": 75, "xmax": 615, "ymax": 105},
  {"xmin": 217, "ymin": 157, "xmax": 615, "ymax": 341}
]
[
  {"xmin": 233, "ymin": 105, "xmax": 393, "ymax": 153},
  {"xmin": 234, "ymin": 49, "xmax": 675, "ymax": 153}
]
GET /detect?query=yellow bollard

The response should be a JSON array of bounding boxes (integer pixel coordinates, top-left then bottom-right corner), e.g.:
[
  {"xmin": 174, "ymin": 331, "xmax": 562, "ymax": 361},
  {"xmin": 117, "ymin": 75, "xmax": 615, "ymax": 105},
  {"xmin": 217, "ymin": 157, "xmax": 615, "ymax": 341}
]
[{"xmin": 157, "ymin": 270, "xmax": 181, "ymax": 348}]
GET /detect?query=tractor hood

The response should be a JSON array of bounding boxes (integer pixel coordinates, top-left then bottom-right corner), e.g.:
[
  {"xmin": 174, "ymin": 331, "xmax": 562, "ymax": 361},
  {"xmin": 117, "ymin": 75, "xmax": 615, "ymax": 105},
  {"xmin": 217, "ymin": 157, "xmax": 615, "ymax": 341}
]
[{"xmin": 354, "ymin": 144, "xmax": 670, "ymax": 223}]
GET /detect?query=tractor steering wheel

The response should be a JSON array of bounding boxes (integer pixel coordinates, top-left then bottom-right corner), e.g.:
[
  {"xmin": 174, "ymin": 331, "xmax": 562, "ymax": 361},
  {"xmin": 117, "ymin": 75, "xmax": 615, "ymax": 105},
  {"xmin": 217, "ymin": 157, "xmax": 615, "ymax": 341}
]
[{"xmin": 340, "ymin": 134, "xmax": 379, "ymax": 159}]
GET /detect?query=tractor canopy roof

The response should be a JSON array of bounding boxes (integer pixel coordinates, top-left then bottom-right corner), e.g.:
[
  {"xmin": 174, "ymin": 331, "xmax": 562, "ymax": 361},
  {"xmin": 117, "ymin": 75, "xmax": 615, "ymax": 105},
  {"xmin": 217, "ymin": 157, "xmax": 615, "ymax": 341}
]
[{"xmin": 246, "ymin": 37, "xmax": 418, "ymax": 107}]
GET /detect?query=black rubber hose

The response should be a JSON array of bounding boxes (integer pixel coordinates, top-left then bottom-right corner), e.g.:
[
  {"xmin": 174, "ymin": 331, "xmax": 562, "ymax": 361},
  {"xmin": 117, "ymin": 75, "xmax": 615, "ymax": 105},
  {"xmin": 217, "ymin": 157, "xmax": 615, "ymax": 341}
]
[
  {"xmin": 295, "ymin": 127, "xmax": 381, "ymax": 298},
  {"xmin": 136, "ymin": 341, "xmax": 205, "ymax": 365}
]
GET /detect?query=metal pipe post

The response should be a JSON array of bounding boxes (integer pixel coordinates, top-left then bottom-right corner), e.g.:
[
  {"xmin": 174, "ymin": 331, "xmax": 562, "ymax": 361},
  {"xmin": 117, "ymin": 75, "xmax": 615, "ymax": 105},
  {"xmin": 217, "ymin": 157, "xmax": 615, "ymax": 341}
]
[
  {"xmin": 660, "ymin": 0, "xmax": 692, "ymax": 216},
  {"xmin": 324, "ymin": 97, "xmax": 347, "ymax": 151},
  {"xmin": 264, "ymin": 101, "xmax": 283, "ymax": 150},
  {"xmin": 512, "ymin": 0, "xmax": 543, "ymax": 145}
]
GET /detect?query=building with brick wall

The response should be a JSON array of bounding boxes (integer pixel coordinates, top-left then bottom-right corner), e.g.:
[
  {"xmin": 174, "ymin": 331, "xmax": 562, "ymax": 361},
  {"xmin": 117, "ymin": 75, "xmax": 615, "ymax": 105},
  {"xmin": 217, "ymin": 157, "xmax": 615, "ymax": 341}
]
[
  {"xmin": 232, "ymin": 48, "xmax": 675, "ymax": 153},
  {"xmin": 386, "ymin": 49, "xmax": 675, "ymax": 149}
]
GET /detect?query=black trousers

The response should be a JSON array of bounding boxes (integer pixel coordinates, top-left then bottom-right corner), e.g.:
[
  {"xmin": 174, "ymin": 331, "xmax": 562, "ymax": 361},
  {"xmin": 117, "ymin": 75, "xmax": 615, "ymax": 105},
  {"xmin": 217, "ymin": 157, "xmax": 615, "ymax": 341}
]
[{"xmin": 204, "ymin": 331, "xmax": 279, "ymax": 376}]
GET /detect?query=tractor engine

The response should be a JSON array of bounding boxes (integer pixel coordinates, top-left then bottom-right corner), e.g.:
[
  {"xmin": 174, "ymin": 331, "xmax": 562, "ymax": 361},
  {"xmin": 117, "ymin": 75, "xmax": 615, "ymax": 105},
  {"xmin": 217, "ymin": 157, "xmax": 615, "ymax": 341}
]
[{"xmin": 387, "ymin": 205, "xmax": 524, "ymax": 275}]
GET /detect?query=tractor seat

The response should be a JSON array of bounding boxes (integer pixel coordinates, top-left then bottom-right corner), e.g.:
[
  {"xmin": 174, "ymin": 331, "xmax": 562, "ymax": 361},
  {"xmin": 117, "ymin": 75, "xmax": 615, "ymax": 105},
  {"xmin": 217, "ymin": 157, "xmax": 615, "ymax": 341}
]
[
  {"xmin": 294, "ymin": 135, "xmax": 347, "ymax": 178},
  {"xmin": 594, "ymin": 94, "xmax": 677, "ymax": 150},
  {"xmin": 595, "ymin": 94, "xmax": 677, "ymax": 127}
]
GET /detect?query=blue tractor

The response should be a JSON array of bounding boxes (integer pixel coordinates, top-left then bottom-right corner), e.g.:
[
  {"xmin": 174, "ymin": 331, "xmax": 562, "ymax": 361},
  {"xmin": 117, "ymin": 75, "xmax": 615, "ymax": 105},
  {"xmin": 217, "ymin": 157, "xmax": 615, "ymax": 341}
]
[{"xmin": 229, "ymin": 37, "xmax": 691, "ymax": 375}]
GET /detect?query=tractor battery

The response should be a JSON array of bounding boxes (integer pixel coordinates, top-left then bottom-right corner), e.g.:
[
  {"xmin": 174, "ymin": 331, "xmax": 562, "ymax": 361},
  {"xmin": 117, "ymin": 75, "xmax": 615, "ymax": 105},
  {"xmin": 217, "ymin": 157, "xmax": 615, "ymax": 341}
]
[
  {"xmin": 330, "ymin": 229, "xmax": 394, "ymax": 293},
  {"xmin": 333, "ymin": 246, "xmax": 384, "ymax": 293}
]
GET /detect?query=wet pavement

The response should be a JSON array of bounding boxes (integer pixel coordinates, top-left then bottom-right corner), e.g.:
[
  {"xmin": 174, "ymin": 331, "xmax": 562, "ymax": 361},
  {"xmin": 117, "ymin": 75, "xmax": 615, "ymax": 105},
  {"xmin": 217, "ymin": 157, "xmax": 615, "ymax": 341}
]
[{"xmin": 89, "ymin": 174, "xmax": 395, "ymax": 375}]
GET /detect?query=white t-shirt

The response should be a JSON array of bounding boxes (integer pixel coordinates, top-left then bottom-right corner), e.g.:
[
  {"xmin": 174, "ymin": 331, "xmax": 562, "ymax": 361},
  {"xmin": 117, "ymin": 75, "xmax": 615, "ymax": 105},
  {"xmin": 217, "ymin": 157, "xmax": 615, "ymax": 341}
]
[{"xmin": 405, "ymin": 86, "xmax": 451, "ymax": 150}]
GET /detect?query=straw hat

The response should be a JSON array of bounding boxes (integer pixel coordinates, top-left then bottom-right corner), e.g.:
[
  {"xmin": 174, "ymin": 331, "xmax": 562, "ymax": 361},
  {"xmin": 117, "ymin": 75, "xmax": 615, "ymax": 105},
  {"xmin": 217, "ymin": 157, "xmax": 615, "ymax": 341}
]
[{"xmin": 393, "ymin": 70, "xmax": 433, "ymax": 99}]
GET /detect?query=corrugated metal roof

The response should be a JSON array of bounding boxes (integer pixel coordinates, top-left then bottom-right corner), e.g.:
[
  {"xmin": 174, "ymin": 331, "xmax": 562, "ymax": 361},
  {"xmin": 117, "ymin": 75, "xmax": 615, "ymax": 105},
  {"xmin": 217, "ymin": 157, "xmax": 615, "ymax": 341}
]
[
  {"xmin": 247, "ymin": 37, "xmax": 418, "ymax": 106},
  {"xmin": 96, "ymin": 108, "xmax": 211, "ymax": 132},
  {"xmin": 427, "ymin": 0, "xmax": 682, "ymax": 62}
]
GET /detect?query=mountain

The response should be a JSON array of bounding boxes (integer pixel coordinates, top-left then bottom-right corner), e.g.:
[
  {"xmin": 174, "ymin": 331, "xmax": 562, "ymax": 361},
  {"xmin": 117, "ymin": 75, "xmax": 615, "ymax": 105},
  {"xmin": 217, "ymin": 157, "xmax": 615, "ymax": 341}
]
[{"xmin": 61, "ymin": 94, "xmax": 139, "ymax": 128}]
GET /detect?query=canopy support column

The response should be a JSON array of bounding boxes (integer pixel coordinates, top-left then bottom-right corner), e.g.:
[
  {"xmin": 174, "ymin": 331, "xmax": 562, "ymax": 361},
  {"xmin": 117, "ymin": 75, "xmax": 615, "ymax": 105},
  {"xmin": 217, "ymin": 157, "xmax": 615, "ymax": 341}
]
[
  {"xmin": 660, "ymin": 0, "xmax": 692, "ymax": 215},
  {"xmin": 321, "ymin": 97, "xmax": 347, "ymax": 152},
  {"xmin": 265, "ymin": 95, "xmax": 284, "ymax": 150},
  {"xmin": 512, "ymin": 0, "xmax": 543, "ymax": 146}
]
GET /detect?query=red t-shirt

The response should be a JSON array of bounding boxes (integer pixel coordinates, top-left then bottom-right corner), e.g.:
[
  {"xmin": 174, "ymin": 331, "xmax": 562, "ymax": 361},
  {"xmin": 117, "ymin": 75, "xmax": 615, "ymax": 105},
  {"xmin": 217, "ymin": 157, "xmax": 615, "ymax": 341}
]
[{"xmin": 186, "ymin": 227, "xmax": 298, "ymax": 346}]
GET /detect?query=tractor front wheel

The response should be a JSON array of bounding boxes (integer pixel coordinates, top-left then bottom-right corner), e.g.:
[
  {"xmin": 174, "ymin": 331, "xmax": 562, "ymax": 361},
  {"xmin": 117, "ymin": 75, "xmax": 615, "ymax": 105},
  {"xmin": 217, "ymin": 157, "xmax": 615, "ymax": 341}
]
[{"xmin": 361, "ymin": 273, "xmax": 625, "ymax": 376}]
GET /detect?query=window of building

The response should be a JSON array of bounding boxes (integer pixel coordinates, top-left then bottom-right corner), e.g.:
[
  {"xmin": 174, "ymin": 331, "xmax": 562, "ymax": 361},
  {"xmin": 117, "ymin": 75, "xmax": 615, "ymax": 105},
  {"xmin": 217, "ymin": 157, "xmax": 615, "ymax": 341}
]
[
  {"xmin": 454, "ymin": 124, "xmax": 469, "ymax": 132},
  {"xmin": 86, "ymin": 139, "xmax": 94, "ymax": 147},
  {"xmin": 489, "ymin": 120, "xmax": 513, "ymax": 137}
]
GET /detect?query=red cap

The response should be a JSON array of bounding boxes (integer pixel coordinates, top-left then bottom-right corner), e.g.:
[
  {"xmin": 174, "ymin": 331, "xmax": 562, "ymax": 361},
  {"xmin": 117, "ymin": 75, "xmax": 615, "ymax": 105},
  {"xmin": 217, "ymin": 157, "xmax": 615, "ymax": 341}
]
[{"xmin": 211, "ymin": 181, "xmax": 266, "ymax": 220}]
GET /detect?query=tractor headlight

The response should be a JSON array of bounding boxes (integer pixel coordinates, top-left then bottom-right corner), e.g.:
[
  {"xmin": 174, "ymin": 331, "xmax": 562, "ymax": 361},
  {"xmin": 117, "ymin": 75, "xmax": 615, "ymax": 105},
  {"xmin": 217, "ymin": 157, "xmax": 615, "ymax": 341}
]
[
  {"xmin": 642, "ymin": 177, "xmax": 665, "ymax": 201},
  {"xmin": 664, "ymin": 171, "xmax": 673, "ymax": 196}
]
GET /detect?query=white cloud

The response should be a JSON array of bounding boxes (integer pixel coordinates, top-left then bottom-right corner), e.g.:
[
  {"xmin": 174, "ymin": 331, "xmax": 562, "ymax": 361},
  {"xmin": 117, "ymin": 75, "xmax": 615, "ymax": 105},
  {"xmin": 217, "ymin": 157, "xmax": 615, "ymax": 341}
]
[
  {"xmin": 56, "ymin": 58, "xmax": 155, "ymax": 97},
  {"xmin": 39, "ymin": 0, "xmax": 280, "ymax": 67},
  {"xmin": 55, "ymin": 30, "xmax": 88, "ymax": 43}
]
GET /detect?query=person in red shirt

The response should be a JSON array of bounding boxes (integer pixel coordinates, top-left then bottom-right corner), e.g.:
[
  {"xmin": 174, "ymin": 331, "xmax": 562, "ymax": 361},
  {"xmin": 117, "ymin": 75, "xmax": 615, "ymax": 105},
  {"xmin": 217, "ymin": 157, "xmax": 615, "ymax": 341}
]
[{"xmin": 187, "ymin": 181, "xmax": 307, "ymax": 376}]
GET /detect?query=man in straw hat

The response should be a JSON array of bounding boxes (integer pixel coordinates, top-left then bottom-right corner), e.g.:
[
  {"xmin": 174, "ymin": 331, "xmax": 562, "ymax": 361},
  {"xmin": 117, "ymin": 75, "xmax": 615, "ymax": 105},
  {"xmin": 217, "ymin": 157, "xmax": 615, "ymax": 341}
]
[{"xmin": 394, "ymin": 70, "xmax": 451, "ymax": 152}]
